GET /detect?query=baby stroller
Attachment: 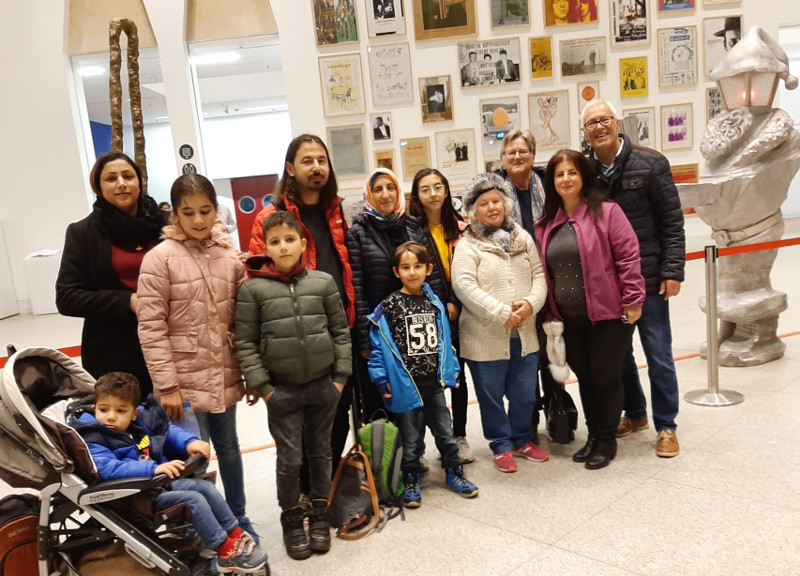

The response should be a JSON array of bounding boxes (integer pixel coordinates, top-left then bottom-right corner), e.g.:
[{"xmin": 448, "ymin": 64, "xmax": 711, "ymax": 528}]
[{"xmin": 0, "ymin": 345, "xmax": 267, "ymax": 575}]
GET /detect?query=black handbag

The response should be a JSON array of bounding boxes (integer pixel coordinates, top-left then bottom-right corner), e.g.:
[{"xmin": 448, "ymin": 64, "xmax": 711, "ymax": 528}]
[{"xmin": 545, "ymin": 384, "xmax": 578, "ymax": 444}]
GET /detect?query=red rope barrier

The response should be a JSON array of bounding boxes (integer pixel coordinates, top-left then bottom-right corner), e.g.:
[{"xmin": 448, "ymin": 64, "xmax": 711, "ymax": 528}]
[{"xmin": 686, "ymin": 236, "xmax": 800, "ymax": 261}]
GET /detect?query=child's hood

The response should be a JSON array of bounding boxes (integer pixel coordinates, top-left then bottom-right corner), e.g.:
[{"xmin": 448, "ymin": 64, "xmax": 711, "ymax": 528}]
[{"xmin": 245, "ymin": 253, "xmax": 308, "ymax": 282}]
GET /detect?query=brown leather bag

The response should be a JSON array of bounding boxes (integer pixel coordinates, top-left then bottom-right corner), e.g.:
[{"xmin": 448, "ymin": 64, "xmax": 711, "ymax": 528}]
[{"xmin": 328, "ymin": 445, "xmax": 380, "ymax": 540}]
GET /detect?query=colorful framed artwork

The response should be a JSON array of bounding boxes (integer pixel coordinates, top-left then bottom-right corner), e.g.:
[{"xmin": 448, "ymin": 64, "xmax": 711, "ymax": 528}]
[
  {"xmin": 312, "ymin": 0, "xmax": 358, "ymax": 47},
  {"xmin": 620, "ymin": 56, "xmax": 648, "ymax": 99},
  {"xmin": 370, "ymin": 112, "xmax": 393, "ymax": 143},
  {"xmin": 703, "ymin": 15, "xmax": 741, "ymax": 77},
  {"xmin": 318, "ymin": 53, "xmax": 366, "ymax": 117},
  {"xmin": 706, "ymin": 87, "xmax": 724, "ymax": 122},
  {"xmin": 661, "ymin": 103, "xmax": 693, "ymax": 151},
  {"xmin": 374, "ymin": 149, "xmax": 396, "ymax": 172},
  {"xmin": 366, "ymin": 0, "xmax": 406, "ymax": 37},
  {"xmin": 326, "ymin": 124, "xmax": 368, "ymax": 177},
  {"xmin": 670, "ymin": 163, "xmax": 699, "ymax": 184},
  {"xmin": 657, "ymin": 26, "xmax": 697, "ymax": 87},
  {"xmin": 413, "ymin": 0, "xmax": 477, "ymax": 41},
  {"xmin": 559, "ymin": 37, "xmax": 606, "ymax": 78},
  {"xmin": 544, "ymin": 0, "xmax": 598, "ymax": 27},
  {"xmin": 399, "ymin": 137, "xmax": 431, "ymax": 181},
  {"xmin": 491, "ymin": 0, "xmax": 530, "ymax": 28},
  {"xmin": 622, "ymin": 106, "xmax": 656, "ymax": 148},
  {"xmin": 367, "ymin": 42, "xmax": 414, "ymax": 106},
  {"xmin": 480, "ymin": 96, "xmax": 521, "ymax": 156},
  {"xmin": 458, "ymin": 38, "xmax": 521, "ymax": 87},
  {"xmin": 419, "ymin": 75, "xmax": 453, "ymax": 123},
  {"xmin": 529, "ymin": 37, "xmax": 553, "ymax": 80},
  {"xmin": 657, "ymin": 0, "xmax": 695, "ymax": 11},
  {"xmin": 435, "ymin": 128, "xmax": 477, "ymax": 186},
  {"xmin": 610, "ymin": 0, "xmax": 649, "ymax": 47},
  {"xmin": 577, "ymin": 81, "xmax": 599, "ymax": 114},
  {"xmin": 528, "ymin": 89, "xmax": 571, "ymax": 150}
]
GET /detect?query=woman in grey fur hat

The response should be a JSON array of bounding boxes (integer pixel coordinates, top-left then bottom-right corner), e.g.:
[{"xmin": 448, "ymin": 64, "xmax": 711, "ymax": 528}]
[{"xmin": 451, "ymin": 173, "xmax": 548, "ymax": 473}]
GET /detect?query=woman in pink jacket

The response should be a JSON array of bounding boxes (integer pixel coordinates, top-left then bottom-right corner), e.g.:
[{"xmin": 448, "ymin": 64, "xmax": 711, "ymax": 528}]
[
  {"xmin": 137, "ymin": 174, "xmax": 257, "ymax": 537},
  {"xmin": 535, "ymin": 149, "xmax": 645, "ymax": 470}
]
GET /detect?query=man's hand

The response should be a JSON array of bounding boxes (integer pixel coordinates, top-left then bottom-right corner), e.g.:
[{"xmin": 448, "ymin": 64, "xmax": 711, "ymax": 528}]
[
  {"xmin": 333, "ymin": 381, "xmax": 344, "ymax": 394},
  {"xmin": 622, "ymin": 306, "xmax": 642, "ymax": 324},
  {"xmin": 155, "ymin": 460, "xmax": 185, "ymax": 478},
  {"xmin": 186, "ymin": 440, "xmax": 210, "ymax": 458},
  {"xmin": 659, "ymin": 279, "xmax": 681, "ymax": 300}
]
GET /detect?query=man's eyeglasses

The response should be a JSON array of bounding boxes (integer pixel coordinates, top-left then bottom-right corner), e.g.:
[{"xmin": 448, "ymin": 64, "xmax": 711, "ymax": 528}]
[
  {"xmin": 503, "ymin": 149, "xmax": 531, "ymax": 158},
  {"xmin": 419, "ymin": 183, "xmax": 446, "ymax": 194},
  {"xmin": 583, "ymin": 116, "xmax": 616, "ymax": 131}
]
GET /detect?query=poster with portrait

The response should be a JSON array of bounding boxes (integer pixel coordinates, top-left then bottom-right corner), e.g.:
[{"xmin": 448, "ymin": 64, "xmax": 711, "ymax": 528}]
[
  {"xmin": 326, "ymin": 124, "xmax": 368, "ymax": 177},
  {"xmin": 657, "ymin": 0, "xmax": 695, "ymax": 11},
  {"xmin": 374, "ymin": 149, "xmax": 395, "ymax": 172},
  {"xmin": 657, "ymin": 26, "xmax": 697, "ymax": 87},
  {"xmin": 319, "ymin": 53, "xmax": 366, "ymax": 116},
  {"xmin": 435, "ymin": 129, "xmax": 477, "ymax": 185},
  {"xmin": 413, "ymin": 0, "xmax": 477, "ymax": 41},
  {"xmin": 480, "ymin": 96, "xmax": 520, "ymax": 156},
  {"xmin": 622, "ymin": 106, "xmax": 656, "ymax": 148},
  {"xmin": 367, "ymin": 43, "xmax": 414, "ymax": 106},
  {"xmin": 703, "ymin": 16, "xmax": 741, "ymax": 77},
  {"xmin": 528, "ymin": 90, "xmax": 571, "ymax": 150},
  {"xmin": 706, "ymin": 87, "xmax": 724, "ymax": 122},
  {"xmin": 419, "ymin": 75, "xmax": 453, "ymax": 123},
  {"xmin": 544, "ymin": 0, "xmax": 598, "ymax": 27},
  {"xmin": 366, "ymin": 0, "xmax": 406, "ymax": 37},
  {"xmin": 610, "ymin": 0, "xmax": 649, "ymax": 47},
  {"xmin": 312, "ymin": 0, "xmax": 359, "ymax": 47},
  {"xmin": 529, "ymin": 37, "xmax": 553, "ymax": 80},
  {"xmin": 619, "ymin": 56, "xmax": 648, "ymax": 98},
  {"xmin": 457, "ymin": 38, "xmax": 521, "ymax": 87},
  {"xmin": 370, "ymin": 112, "xmax": 393, "ymax": 143},
  {"xmin": 559, "ymin": 37, "xmax": 606, "ymax": 78},
  {"xmin": 399, "ymin": 137, "xmax": 431, "ymax": 181},
  {"xmin": 491, "ymin": 0, "xmax": 530, "ymax": 28},
  {"xmin": 660, "ymin": 103, "xmax": 693, "ymax": 151}
]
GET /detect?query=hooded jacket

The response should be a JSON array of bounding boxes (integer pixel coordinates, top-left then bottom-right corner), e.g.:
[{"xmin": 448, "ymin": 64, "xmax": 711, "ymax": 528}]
[{"xmin": 137, "ymin": 219, "xmax": 246, "ymax": 413}]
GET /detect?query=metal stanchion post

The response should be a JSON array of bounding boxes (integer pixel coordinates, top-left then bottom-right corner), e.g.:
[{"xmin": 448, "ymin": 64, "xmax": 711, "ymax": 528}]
[{"xmin": 685, "ymin": 245, "xmax": 744, "ymax": 406}]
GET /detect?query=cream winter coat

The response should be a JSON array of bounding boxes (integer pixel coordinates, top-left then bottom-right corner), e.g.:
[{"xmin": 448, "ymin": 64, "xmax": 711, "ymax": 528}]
[
  {"xmin": 452, "ymin": 224, "xmax": 547, "ymax": 362},
  {"xmin": 137, "ymin": 219, "xmax": 246, "ymax": 413}
]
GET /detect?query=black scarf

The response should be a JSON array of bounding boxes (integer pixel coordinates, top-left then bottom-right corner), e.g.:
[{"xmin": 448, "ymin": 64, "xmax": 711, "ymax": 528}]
[{"xmin": 94, "ymin": 195, "xmax": 164, "ymax": 245}]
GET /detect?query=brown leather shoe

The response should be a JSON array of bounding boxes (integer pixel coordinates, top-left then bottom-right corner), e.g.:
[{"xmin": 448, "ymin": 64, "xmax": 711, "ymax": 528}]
[
  {"xmin": 616, "ymin": 416, "xmax": 649, "ymax": 438},
  {"xmin": 656, "ymin": 430, "xmax": 680, "ymax": 458}
]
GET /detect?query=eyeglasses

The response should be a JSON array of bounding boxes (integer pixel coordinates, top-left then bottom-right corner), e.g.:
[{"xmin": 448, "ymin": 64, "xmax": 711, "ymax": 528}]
[
  {"xmin": 503, "ymin": 149, "xmax": 531, "ymax": 158},
  {"xmin": 583, "ymin": 116, "xmax": 616, "ymax": 131},
  {"xmin": 419, "ymin": 183, "xmax": 445, "ymax": 194}
]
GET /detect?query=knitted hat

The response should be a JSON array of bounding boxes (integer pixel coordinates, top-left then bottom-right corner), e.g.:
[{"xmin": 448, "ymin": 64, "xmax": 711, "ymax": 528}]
[{"xmin": 463, "ymin": 172, "xmax": 514, "ymax": 213}]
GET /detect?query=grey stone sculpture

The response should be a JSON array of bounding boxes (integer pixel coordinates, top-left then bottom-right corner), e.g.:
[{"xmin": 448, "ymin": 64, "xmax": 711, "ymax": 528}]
[{"xmin": 678, "ymin": 26, "xmax": 800, "ymax": 366}]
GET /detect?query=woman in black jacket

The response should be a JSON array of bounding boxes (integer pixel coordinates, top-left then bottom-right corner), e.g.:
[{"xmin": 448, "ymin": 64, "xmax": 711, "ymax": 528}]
[
  {"xmin": 56, "ymin": 152, "xmax": 164, "ymax": 396},
  {"xmin": 346, "ymin": 167, "xmax": 444, "ymax": 421}
]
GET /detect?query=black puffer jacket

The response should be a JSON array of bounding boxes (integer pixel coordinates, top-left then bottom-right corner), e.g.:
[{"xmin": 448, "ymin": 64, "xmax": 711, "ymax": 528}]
[
  {"xmin": 589, "ymin": 134, "xmax": 685, "ymax": 294},
  {"xmin": 346, "ymin": 212, "xmax": 445, "ymax": 351}
]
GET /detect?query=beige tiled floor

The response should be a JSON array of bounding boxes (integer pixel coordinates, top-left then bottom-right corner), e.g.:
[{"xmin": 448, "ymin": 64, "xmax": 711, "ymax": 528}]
[{"xmin": 1, "ymin": 215, "xmax": 799, "ymax": 575}]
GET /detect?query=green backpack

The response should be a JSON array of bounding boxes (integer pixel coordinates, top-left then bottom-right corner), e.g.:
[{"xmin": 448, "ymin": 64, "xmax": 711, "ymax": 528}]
[{"xmin": 357, "ymin": 415, "xmax": 403, "ymax": 506}]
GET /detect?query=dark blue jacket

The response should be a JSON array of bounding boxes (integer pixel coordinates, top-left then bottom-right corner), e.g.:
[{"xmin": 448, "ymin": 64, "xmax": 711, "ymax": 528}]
[{"xmin": 70, "ymin": 394, "xmax": 198, "ymax": 481}]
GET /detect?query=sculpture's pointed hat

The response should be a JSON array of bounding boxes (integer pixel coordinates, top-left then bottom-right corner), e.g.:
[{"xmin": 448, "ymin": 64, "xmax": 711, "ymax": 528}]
[{"xmin": 710, "ymin": 26, "xmax": 798, "ymax": 90}]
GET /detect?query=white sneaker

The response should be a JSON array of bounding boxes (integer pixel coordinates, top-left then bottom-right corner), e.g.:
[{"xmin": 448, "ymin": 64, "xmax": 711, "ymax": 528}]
[{"xmin": 456, "ymin": 437, "xmax": 475, "ymax": 464}]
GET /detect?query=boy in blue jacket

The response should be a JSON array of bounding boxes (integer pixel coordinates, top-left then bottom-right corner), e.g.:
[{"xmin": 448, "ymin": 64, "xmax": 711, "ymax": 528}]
[
  {"xmin": 69, "ymin": 372, "xmax": 268, "ymax": 574},
  {"xmin": 368, "ymin": 241, "xmax": 478, "ymax": 507}
]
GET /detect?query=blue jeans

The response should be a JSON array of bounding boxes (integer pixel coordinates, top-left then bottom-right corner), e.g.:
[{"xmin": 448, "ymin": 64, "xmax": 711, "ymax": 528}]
[
  {"xmin": 155, "ymin": 477, "xmax": 237, "ymax": 550},
  {"xmin": 621, "ymin": 292, "xmax": 680, "ymax": 431},
  {"xmin": 394, "ymin": 389, "xmax": 459, "ymax": 473},
  {"xmin": 195, "ymin": 406, "xmax": 247, "ymax": 518},
  {"xmin": 467, "ymin": 339, "xmax": 538, "ymax": 454}
]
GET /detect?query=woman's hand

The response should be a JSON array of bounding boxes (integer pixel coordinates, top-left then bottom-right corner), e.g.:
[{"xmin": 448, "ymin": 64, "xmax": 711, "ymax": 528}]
[
  {"xmin": 186, "ymin": 440, "xmax": 210, "ymax": 458},
  {"xmin": 446, "ymin": 302, "xmax": 460, "ymax": 321},
  {"xmin": 623, "ymin": 306, "xmax": 642, "ymax": 324},
  {"xmin": 159, "ymin": 390, "xmax": 184, "ymax": 421},
  {"xmin": 512, "ymin": 300, "xmax": 533, "ymax": 323},
  {"xmin": 244, "ymin": 390, "xmax": 260, "ymax": 406}
]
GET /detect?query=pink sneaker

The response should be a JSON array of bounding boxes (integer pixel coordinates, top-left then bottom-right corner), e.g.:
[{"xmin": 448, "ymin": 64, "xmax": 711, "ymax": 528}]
[
  {"xmin": 512, "ymin": 442, "xmax": 549, "ymax": 462},
  {"xmin": 493, "ymin": 451, "xmax": 518, "ymax": 473}
]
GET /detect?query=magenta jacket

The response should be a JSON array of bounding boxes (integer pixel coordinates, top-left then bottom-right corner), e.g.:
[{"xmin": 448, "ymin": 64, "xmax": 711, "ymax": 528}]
[{"xmin": 535, "ymin": 201, "xmax": 645, "ymax": 322}]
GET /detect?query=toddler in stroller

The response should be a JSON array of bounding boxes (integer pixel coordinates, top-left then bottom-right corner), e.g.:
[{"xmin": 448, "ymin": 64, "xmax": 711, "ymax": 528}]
[{"xmin": 0, "ymin": 346, "xmax": 268, "ymax": 576}]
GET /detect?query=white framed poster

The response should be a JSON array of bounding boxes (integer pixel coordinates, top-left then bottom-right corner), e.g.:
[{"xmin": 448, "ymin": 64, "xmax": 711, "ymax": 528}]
[
  {"xmin": 458, "ymin": 37, "xmax": 521, "ymax": 87},
  {"xmin": 528, "ymin": 89, "xmax": 571, "ymax": 150},
  {"xmin": 480, "ymin": 96, "xmax": 521, "ymax": 156},
  {"xmin": 326, "ymin": 124, "xmax": 368, "ymax": 177},
  {"xmin": 661, "ymin": 103, "xmax": 693, "ymax": 151},
  {"xmin": 623, "ymin": 106, "xmax": 656, "ymax": 148},
  {"xmin": 657, "ymin": 26, "xmax": 697, "ymax": 87},
  {"xmin": 610, "ymin": 0, "xmax": 649, "ymax": 47},
  {"xmin": 559, "ymin": 37, "xmax": 606, "ymax": 78},
  {"xmin": 435, "ymin": 128, "xmax": 477, "ymax": 185},
  {"xmin": 366, "ymin": 0, "xmax": 406, "ymax": 37},
  {"xmin": 319, "ymin": 53, "xmax": 366, "ymax": 116},
  {"xmin": 367, "ymin": 42, "xmax": 414, "ymax": 106}
]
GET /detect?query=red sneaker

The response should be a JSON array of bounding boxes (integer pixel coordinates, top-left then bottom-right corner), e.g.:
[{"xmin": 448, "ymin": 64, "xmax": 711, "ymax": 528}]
[
  {"xmin": 493, "ymin": 451, "xmax": 518, "ymax": 473},
  {"xmin": 512, "ymin": 442, "xmax": 549, "ymax": 462}
]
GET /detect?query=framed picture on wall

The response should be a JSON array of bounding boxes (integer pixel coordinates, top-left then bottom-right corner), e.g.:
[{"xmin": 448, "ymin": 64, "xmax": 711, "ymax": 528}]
[
  {"xmin": 657, "ymin": 0, "xmax": 695, "ymax": 12},
  {"xmin": 544, "ymin": 0, "xmax": 598, "ymax": 27},
  {"xmin": 318, "ymin": 53, "xmax": 366, "ymax": 117},
  {"xmin": 399, "ymin": 137, "xmax": 431, "ymax": 181},
  {"xmin": 619, "ymin": 56, "xmax": 648, "ymax": 98},
  {"xmin": 366, "ymin": 0, "xmax": 406, "ymax": 37},
  {"xmin": 367, "ymin": 42, "xmax": 414, "ymax": 106},
  {"xmin": 622, "ymin": 106, "xmax": 656, "ymax": 148},
  {"xmin": 528, "ymin": 89, "xmax": 571, "ymax": 150},
  {"xmin": 661, "ymin": 103, "xmax": 693, "ymax": 151},
  {"xmin": 458, "ymin": 38, "xmax": 521, "ymax": 87},
  {"xmin": 610, "ymin": 0, "xmax": 649, "ymax": 47},
  {"xmin": 657, "ymin": 26, "xmax": 697, "ymax": 87},
  {"xmin": 703, "ymin": 15, "xmax": 742, "ymax": 77},
  {"xmin": 706, "ymin": 87, "xmax": 724, "ymax": 122},
  {"xmin": 419, "ymin": 75, "xmax": 453, "ymax": 123},
  {"xmin": 670, "ymin": 163, "xmax": 699, "ymax": 184},
  {"xmin": 371, "ymin": 112, "xmax": 393, "ymax": 143},
  {"xmin": 491, "ymin": 0, "xmax": 530, "ymax": 28},
  {"xmin": 435, "ymin": 129, "xmax": 477, "ymax": 185},
  {"xmin": 559, "ymin": 37, "xmax": 606, "ymax": 78},
  {"xmin": 577, "ymin": 81, "xmax": 599, "ymax": 114},
  {"xmin": 413, "ymin": 0, "xmax": 476, "ymax": 41},
  {"xmin": 529, "ymin": 37, "xmax": 553, "ymax": 80},
  {"xmin": 326, "ymin": 124, "xmax": 368, "ymax": 177},
  {"xmin": 312, "ymin": 0, "xmax": 358, "ymax": 47},
  {"xmin": 702, "ymin": 0, "xmax": 740, "ymax": 4},
  {"xmin": 374, "ymin": 149, "xmax": 396, "ymax": 172},
  {"xmin": 480, "ymin": 96, "xmax": 521, "ymax": 156}
]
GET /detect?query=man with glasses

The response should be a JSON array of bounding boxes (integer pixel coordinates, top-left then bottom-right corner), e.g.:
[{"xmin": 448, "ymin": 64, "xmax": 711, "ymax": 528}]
[{"xmin": 581, "ymin": 100, "xmax": 685, "ymax": 458}]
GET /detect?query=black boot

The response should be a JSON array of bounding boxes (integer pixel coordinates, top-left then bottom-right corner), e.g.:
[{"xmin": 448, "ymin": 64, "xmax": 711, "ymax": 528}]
[
  {"xmin": 572, "ymin": 437, "xmax": 595, "ymax": 463},
  {"xmin": 308, "ymin": 499, "xmax": 331, "ymax": 553},
  {"xmin": 280, "ymin": 506, "xmax": 311, "ymax": 560},
  {"xmin": 585, "ymin": 442, "xmax": 617, "ymax": 470}
]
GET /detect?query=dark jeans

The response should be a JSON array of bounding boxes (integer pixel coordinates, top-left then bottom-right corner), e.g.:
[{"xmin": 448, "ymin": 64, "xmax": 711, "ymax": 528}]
[
  {"xmin": 562, "ymin": 315, "xmax": 635, "ymax": 444},
  {"xmin": 195, "ymin": 405, "xmax": 246, "ymax": 518},
  {"xmin": 155, "ymin": 477, "xmax": 236, "ymax": 550},
  {"xmin": 266, "ymin": 377, "xmax": 340, "ymax": 509},
  {"xmin": 450, "ymin": 355, "xmax": 468, "ymax": 437},
  {"xmin": 394, "ymin": 389, "xmax": 459, "ymax": 473},
  {"xmin": 621, "ymin": 293, "xmax": 680, "ymax": 431}
]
